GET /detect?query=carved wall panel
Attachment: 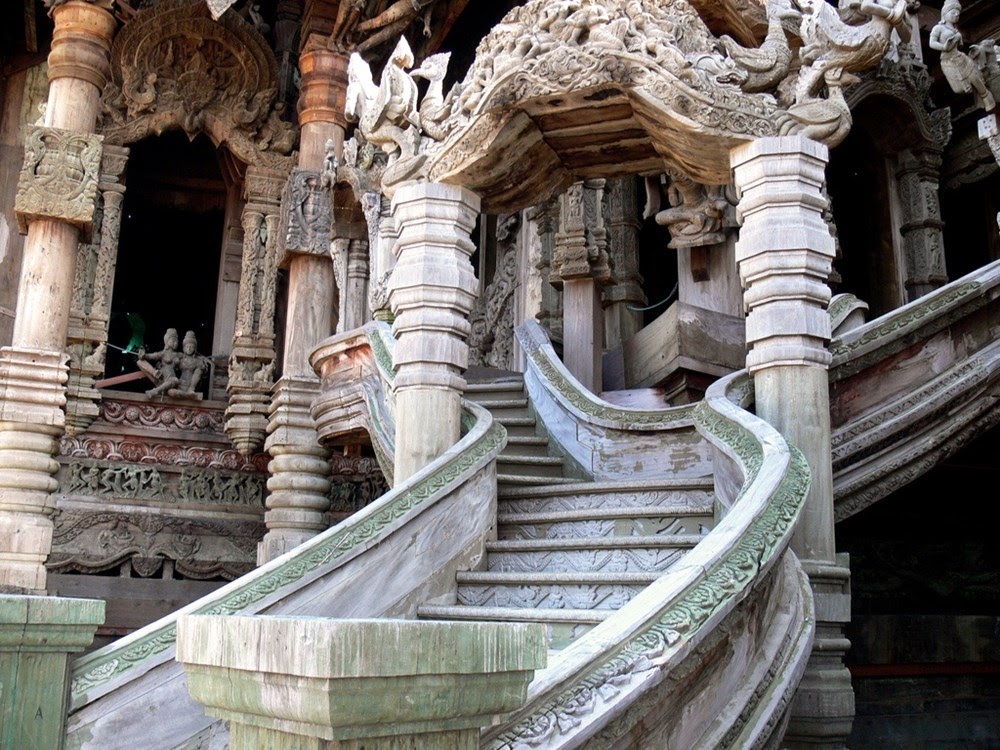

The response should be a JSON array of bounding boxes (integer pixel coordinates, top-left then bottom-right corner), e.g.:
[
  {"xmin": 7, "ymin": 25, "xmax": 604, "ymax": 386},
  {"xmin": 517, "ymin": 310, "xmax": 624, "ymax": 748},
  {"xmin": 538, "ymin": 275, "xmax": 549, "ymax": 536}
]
[{"xmin": 328, "ymin": 454, "xmax": 388, "ymax": 515}]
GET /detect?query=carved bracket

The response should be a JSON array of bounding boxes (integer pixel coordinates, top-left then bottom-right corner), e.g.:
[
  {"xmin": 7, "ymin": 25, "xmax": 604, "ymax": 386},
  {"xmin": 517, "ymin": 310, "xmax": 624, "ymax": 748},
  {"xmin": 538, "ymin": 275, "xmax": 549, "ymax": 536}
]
[{"xmin": 15, "ymin": 125, "xmax": 103, "ymax": 239}]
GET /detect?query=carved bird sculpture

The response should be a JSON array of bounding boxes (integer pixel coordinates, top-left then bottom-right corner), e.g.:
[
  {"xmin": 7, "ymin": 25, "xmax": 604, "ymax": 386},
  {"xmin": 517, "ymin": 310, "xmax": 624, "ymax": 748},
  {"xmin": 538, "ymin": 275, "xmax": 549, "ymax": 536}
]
[
  {"xmin": 720, "ymin": 0, "xmax": 796, "ymax": 93},
  {"xmin": 777, "ymin": 71, "xmax": 859, "ymax": 147}
]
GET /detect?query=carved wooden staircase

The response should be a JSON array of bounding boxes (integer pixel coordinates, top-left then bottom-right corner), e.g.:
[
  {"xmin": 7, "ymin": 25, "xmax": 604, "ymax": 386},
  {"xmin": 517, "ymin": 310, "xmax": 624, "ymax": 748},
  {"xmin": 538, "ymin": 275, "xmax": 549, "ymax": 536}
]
[{"xmin": 419, "ymin": 375, "xmax": 716, "ymax": 650}]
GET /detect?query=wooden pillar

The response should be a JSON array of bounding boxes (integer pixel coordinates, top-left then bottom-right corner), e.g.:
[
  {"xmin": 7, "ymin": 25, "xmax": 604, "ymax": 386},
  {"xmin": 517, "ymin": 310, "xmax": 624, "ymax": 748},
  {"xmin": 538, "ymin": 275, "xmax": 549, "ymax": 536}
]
[
  {"xmin": 551, "ymin": 180, "xmax": 611, "ymax": 393},
  {"xmin": 389, "ymin": 182, "xmax": 480, "ymax": 482},
  {"xmin": 0, "ymin": 0, "xmax": 115, "ymax": 593},
  {"xmin": 732, "ymin": 136, "xmax": 854, "ymax": 749},
  {"xmin": 258, "ymin": 44, "xmax": 346, "ymax": 563}
]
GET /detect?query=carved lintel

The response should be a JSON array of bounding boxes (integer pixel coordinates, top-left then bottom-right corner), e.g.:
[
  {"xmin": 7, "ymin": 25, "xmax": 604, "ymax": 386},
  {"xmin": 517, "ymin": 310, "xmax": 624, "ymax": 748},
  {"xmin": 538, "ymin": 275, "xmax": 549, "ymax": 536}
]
[
  {"xmin": 279, "ymin": 167, "xmax": 332, "ymax": 264},
  {"xmin": 15, "ymin": 125, "xmax": 103, "ymax": 239}
]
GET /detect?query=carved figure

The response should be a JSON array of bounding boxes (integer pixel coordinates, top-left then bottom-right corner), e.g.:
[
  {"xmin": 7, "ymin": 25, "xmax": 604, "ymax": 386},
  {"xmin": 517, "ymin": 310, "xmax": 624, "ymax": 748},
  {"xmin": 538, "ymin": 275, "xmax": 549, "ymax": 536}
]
[
  {"xmin": 794, "ymin": 0, "xmax": 914, "ymax": 102},
  {"xmin": 777, "ymin": 71, "xmax": 859, "ymax": 146},
  {"xmin": 138, "ymin": 329, "xmax": 207, "ymax": 399},
  {"xmin": 930, "ymin": 0, "xmax": 996, "ymax": 111},
  {"xmin": 410, "ymin": 52, "xmax": 456, "ymax": 141},
  {"xmin": 345, "ymin": 38, "xmax": 421, "ymax": 163},
  {"xmin": 720, "ymin": 0, "xmax": 796, "ymax": 93},
  {"xmin": 137, "ymin": 328, "xmax": 182, "ymax": 398},
  {"xmin": 655, "ymin": 173, "xmax": 729, "ymax": 248}
]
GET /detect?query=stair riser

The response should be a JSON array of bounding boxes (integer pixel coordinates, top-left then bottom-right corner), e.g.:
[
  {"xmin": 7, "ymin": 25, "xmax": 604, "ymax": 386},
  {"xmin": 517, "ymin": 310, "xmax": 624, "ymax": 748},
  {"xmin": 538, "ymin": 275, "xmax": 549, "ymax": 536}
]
[
  {"xmin": 457, "ymin": 583, "xmax": 646, "ymax": 610},
  {"xmin": 498, "ymin": 489, "xmax": 715, "ymax": 515},
  {"xmin": 487, "ymin": 547, "xmax": 688, "ymax": 574},
  {"xmin": 498, "ymin": 423, "xmax": 538, "ymax": 439},
  {"xmin": 496, "ymin": 459, "xmax": 565, "ymax": 478},
  {"xmin": 498, "ymin": 516, "xmax": 711, "ymax": 540},
  {"xmin": 500, "ymin": 443, "xmax": 550, "ymax": 458}
]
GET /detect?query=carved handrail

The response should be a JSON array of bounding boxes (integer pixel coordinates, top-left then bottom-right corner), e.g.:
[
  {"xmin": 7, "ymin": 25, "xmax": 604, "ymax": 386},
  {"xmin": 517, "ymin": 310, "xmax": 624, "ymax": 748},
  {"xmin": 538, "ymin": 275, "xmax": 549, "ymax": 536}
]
[
  {"xmin": 516, "ymin": 320, "xmax": 708, "ymax": 481},
  {"xmin": 484, "ymin": 369, "xmax": 811, "ymax": 747},
  {"xmin": 829, "ymin": 259, "xmax": 1000, "ymax": 520},
  {"xmin": 66, "ymin": 350, "xmax": 505, "ymax": 748}
]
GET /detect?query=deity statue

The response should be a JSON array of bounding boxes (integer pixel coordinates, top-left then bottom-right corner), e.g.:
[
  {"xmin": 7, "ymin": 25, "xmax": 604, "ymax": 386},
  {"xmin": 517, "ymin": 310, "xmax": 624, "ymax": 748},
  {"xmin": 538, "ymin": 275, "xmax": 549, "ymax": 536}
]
[
  {"xmin": 930, "ymin": 0, "xmax": 996, "ymax": 111},
  {"xmin": 137, "ymin": 328, "xmax": 208, "ymax": 399}
]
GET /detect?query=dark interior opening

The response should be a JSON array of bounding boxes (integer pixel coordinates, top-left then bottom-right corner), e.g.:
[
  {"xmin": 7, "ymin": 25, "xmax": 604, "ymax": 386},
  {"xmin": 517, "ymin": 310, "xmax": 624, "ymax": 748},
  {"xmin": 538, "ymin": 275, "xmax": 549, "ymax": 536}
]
[{"xmin": 105, "ymin": 131, "xmax": 226, "ymax": 390}]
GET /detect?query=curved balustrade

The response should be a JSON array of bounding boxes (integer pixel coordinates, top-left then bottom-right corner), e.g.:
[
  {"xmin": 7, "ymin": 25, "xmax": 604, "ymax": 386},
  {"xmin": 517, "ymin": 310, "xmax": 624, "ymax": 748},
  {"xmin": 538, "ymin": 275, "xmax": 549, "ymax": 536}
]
[
  {"xmin": 829, "ymin": 259, "xmax": 1000, "ymax": 520},
  {"xmin": 518, "ymin": 320, "xmax": 712, "ymax": 481},
  {"xmin": 64, "ymin": 325, "xmax": 505, "ymax": 750},
  {"xmin": 483, "ymin": 341, "xmax": 813, "ymax": 747}
]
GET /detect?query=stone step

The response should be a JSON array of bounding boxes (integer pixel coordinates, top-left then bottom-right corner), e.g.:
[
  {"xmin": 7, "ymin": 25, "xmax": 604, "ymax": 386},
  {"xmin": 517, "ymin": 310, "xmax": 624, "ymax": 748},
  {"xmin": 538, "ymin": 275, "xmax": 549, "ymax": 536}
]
[
  {"xmin": 494, "ymin": 415, "xmax": 537, "ymax": 438},
  {"xmin": 464, "ymin": 381, "xmax": 526, "ymax": 403},
  {"xmin": 496, "ymin": 453, "xmax": 565, "ymax": 478},
  {"xmin": 497, "ymin": 478, "xmax": 716, "ymax": 514},
  {"xmin": 497, "ymin": 473, "xmax": 580, "ymax": 487},
  {"xmin": 455, "ymin": 570, "xmax": 660, "ymax": 611},
  {"xmin": 470, "ymin": 398, "xmax": 531, "ymax": 419},
  {"xmin": 500, "ymin": 435, "xmax": 551, "ymax": 458},
  {"xmin": 416, "ymin": 604, "xmax": 607, "ymax": 650},
  {"xmin": 484, "ymin": 535, "xmax": 699, "ymax": 574},
  {"xmin": 497, "ymin": 507, "xmax": 713, "ymax": 540}
]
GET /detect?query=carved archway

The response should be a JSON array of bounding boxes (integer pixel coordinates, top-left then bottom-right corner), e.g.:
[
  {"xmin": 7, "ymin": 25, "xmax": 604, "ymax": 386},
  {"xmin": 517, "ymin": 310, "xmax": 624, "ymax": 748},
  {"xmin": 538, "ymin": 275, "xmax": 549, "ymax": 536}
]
[{"xmin": 67, "ymin": 0, "xmax": 296, "ymax": 452}]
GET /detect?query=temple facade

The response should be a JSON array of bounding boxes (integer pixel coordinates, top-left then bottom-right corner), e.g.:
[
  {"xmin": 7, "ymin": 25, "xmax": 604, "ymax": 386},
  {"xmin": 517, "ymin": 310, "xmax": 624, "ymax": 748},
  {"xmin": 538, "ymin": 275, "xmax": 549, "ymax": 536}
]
[{"xmin": 0, "ymin": 0, "xmax": 998, "ymax": 748}]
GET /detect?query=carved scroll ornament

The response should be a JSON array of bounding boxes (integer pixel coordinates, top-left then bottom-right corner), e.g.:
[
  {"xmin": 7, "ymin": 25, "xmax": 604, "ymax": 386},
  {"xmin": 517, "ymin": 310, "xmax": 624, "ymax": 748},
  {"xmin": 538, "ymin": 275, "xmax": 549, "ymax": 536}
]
[{"xmin": 15, "ymin": 125, "xmax": 103, "ymax": 237}]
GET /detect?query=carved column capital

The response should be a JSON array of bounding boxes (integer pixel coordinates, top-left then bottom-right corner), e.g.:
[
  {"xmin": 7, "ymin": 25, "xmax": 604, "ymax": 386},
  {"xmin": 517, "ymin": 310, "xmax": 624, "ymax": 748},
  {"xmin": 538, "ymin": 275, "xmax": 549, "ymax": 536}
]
[
  {"xmin": 46, "ymin": 0, "xmax": 116, "ymax": 91},
  {"xmin": 278, "ymin": 167, "xmax": 332, "ymax": 264},
  {"xmin": 551, "ymin": 181, "xmax": 611, "ymax": 286},
  {"xmin": 298, "ymin": 48, "xmax": 349, "ymax": 130}
]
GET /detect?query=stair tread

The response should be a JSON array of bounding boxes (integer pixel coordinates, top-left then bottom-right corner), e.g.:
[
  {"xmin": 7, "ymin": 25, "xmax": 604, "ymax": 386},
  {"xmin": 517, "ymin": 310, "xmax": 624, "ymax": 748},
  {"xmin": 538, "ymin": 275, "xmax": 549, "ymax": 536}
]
[
  {"xmin": 497, "ymin": 454, "xmax": 564, "ymax": 466},
  {"xmin": 486, "ymin": 534, "xmax": 701, "ymax": 551},
  {"xmin": 505, "ymin": 436, "xmax": 550, "ymax": 445},
  {"xmin": 497, "ymin": 474, "xmax": 580, "ymax": 486},
  {"xmin": 497, "ymin": 506, "xmax": 713, "ymax": 524},
  {"xmin": 418, "ymin": 604, "xmax": 610, "ymax": 623},
  {"xmin": 495, "ymin": 415, "xmax": 536, "ymax": 426},
  {"xmin": 497, "ymin": 477, "xmax": 715, "ymax": 498},
  {"xmin": 456, "ymin": 570, "xmax": 662, "ymax": 585},
  {"xmin": 472, "ymin": 398, "xmax": 529, "ymax": 408}
]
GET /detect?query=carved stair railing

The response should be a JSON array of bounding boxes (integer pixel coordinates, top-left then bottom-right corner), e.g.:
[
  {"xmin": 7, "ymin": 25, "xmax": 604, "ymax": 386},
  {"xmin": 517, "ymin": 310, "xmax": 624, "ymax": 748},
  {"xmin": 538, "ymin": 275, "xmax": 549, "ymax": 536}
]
[
  {"xmin": 482, "ymin": 325, "xmax": 813, "ymax": 747},
  {"xmin": 518, "ymin": 319, "xmax": 712, "ymax": 480},
  {"xmin": 829, "ymin": 258, "xmax": 1000, "ymax": 521},
  {"xmin": 64, "ymin": 324, "xmax": 505, "ymax": 750}
]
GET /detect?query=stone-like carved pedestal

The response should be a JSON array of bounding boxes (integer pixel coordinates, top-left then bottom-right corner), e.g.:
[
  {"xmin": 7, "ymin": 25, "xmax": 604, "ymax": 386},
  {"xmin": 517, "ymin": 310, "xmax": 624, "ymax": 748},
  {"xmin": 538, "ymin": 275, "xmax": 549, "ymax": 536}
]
[{"xmin": 178, "ymin": 615, "xmax": 546, "ymax": 750}]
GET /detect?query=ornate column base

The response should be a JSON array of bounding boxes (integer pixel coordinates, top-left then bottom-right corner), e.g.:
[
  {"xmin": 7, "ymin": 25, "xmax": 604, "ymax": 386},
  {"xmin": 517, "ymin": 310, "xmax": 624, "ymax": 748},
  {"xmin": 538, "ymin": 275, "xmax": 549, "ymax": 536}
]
[
  {"xmin": 259, "ymin": 375, "xmax": 332, "ymax": 564},
  {"xmin": 178, "ymin": 615, "xmax": 546, "ymax": 750},
  {"xmin": 0, "ymin": 348, "xmax": 68, "ymax": 592},
  {"xmin": 784, "ymin": 555, "xmax": 855, "ymax": 749}
]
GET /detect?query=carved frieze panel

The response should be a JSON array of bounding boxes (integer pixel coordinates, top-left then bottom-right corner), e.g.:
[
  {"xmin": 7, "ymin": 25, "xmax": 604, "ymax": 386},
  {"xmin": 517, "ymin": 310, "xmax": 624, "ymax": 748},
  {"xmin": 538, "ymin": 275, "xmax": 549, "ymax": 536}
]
[
  {"xmin": 470, "ymin": 213, "xmax": 521, "ymax": 370},
  {"xmin": 328, "ymin": 454, "xmax": 388, "ymax": 515},
  {"xmin": 280, "ymin": 167, "xmax": 332, "ymax": 260},
  {"xmin": 61, "ymin": 460, "xmax": 265, "ymax": 507},
  {"xmin": 101, "ymin": 398, "xmax": 226, "ymax": 433},
  {"xmin": 15, "ymin": 125, "xmax": 103, "ymax": 237},
  {"xmin": 60, "ymin": 434, "xmax": 270, "ymax": 473},
  {"xmin": 49, "ymin": 509, "xmax": 261, "ymax": 580}
]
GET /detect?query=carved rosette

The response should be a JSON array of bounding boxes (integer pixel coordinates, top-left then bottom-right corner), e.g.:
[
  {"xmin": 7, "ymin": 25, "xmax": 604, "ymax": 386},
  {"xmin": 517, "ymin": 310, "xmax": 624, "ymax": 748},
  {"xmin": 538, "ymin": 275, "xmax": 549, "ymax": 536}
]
[
  {"xmin": 226, "ymin": 166, "xmax": 286, "ymax": 456},
  {"xmin": 15, "ymin": 125, "xmax": 103, "ymax": 239},
  {"xmin": 279, "ymin": 167, "xmax": 332, "ymax": 262}
]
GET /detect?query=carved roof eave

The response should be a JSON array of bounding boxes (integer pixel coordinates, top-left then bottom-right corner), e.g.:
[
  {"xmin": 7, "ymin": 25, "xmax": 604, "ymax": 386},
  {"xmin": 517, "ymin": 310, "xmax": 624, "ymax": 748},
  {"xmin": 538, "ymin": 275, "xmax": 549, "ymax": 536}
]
[{"xmin": 428, "ymin": 53, "xmax": 778, "ymax": 213}]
